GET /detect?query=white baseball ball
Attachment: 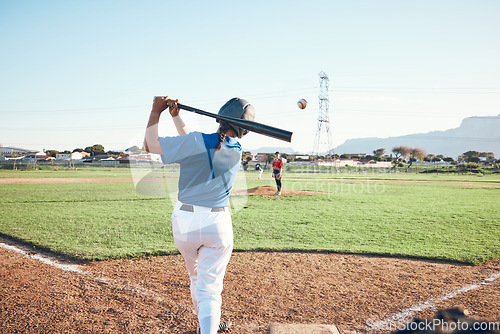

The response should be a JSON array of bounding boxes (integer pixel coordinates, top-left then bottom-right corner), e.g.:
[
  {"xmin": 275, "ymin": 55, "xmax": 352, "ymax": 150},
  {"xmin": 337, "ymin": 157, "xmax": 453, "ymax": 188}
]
[{"xmin": 297, "ymin": 98, "xmax": 307, "ymax": 109}]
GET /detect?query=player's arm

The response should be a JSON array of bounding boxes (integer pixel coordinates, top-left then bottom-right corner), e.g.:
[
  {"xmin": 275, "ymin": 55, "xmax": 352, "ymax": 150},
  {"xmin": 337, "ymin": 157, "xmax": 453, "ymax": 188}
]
[
  {"xmin": 144, "ymin": 96, "xmax": 168, "ymax": 154},
  {"xmin": 277, "ymin": 159, "xmax": 284, "ymax": 178},
  {"xmin": 169, "ymin": 99, "xmax": 190, "ymax": 135},
  {"xmin": 144, "ymin": 97, "xmax": 190, "ymax": 155}
]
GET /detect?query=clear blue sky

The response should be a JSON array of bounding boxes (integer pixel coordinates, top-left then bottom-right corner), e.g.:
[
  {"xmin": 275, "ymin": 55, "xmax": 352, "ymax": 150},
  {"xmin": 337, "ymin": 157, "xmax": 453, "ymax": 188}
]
[{"xmin": 1, "ymin": 0, "xmax": 499, "ymax": 154}]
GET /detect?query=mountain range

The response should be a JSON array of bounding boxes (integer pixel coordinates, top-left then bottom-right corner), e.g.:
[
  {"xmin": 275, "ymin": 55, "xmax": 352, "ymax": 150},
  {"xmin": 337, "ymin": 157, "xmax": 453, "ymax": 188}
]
[{"xmin": 334, "ymin": 115, "xmax": 500, "ymax": 158}]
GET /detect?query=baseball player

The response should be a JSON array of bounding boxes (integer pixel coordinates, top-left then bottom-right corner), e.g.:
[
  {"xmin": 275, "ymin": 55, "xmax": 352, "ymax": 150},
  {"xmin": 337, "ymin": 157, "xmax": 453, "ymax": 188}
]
[
  {"xmin": 144, "ymin": 96, "xmax": 255, "ymax": 334},
  {"xmin": 272, "ymin": 151, "xmax": 284, "ymax": 195},
  {"xmin": 255, "ymin": 163, "xmax": 263, "ymax": 179}
]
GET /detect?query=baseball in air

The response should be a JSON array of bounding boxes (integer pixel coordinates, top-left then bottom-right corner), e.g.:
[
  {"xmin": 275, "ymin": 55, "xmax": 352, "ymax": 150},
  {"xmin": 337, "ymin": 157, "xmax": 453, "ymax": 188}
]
[{"xmin": 297, "ymin": 98, "xmax": 307, "ymax": 109}]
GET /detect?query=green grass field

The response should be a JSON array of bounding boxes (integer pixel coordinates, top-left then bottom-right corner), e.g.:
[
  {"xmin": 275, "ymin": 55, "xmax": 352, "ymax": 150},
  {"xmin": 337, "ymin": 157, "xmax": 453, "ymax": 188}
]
[{"xmin": 0, "ymin": 167, "xmax": 498, "ymax": 264}]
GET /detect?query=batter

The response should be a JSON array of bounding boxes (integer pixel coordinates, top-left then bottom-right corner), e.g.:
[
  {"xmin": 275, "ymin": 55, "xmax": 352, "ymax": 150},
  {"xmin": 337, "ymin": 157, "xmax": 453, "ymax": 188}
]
[{"xmin": 144, "ymin": 96, "xmax": 255, "ymax": 334}]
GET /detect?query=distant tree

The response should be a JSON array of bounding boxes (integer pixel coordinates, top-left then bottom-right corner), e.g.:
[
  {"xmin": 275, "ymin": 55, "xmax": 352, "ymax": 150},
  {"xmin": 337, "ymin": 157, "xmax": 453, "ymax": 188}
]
[
  {"xmin": 242, "ymin": 151, "xmax": 252, "ymax": 161},
  {"xmin": 443, "ymin": 157, "xmax": 454, "ymax": 164},
  {"xmin": 479, "ymin": 152, "xmax": 495, "ymax": 164},
  {"xmin": 340, "ymin": 154, "xmax": 349, "ymax": 159},
  {"xmin": 45, "ymin": 150, "xmax": 59, "ymax": 158},
  {"xmin": 73, "ymin": 148, "xmax": 84, "ymax": 153},
  {"xmin": 424, "ymin": 154, "xmax": 435, "ymax": 163},
  {"xmin": 389, "ymin": 146, "xmax": 410, "ymax": 172},
  {"xmin": 431, "ymin": 156, "xmax": 441, "ymax": 164},
  {"xmin": 392, "ymin": 146, "xmax": 410, "ymax": 162},
  {"xmin": 461, "ymin": 151, "xmax": 480, "ymax": 163},
  {"xmin": 380, "ymin": 155, "xmax": 391, "ymax": 162},
  {"xmin": 84, "ymin": 144, "xmax": 105, "ymax": 156},
  {"xmin": 107, "ymin": 150, "xmax": 124, "ymax": 156},
  {"xmin": 373, "ymin": 148, "xmax": 386, "ymax": 158},
  {"xmin": 240, "ymin": 155, "xmax": 252, "ymax": 171},
  {"xmin": 264, "ymin": 153, "xmax": 275, "ymax": 167},
  {"xmin": 364, "ymin": 155, "xmax": 376, "ymax": 161},
  {"xmin": 406, "ymin": 147, "xmax": 426, "ymax": 171}
]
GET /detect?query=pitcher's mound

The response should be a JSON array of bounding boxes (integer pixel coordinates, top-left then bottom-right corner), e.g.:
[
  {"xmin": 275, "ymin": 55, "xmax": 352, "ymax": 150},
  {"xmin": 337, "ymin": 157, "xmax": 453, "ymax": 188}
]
[{"xmin": 234, "ymin": 186, "xmax": 325, "ymax": 197}]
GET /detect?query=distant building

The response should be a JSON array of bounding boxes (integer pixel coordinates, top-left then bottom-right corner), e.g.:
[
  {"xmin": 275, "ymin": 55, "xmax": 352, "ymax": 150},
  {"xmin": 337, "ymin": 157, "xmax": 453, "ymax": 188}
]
[
  {"xmin": 289, "ymin": 154, "xmax": 310, "ymax": 161},
  {"xmin": 93, "ymin": 154, "xmax": 115, "ymax": 161},
  {"xmin": 100, "ymin": 156, "xmax": 119, "ymax": 164},
  {"xmin": 56, "ymin": 153, "xmax": 71, "ymax": 160},
  {"xmin": 70, "ymin": 151, "xmax": 90, "ymax": 160},
  {"xmin": 365, "ymin": 160, "xmax": 392, "ymax": 168},
  {"xmin": 254, "ymin": 153, "xmax": 267, "ymax": 162},
  {"xmin": 332, "ymin": 159, "xmax": 359, "ymax": 167},
  {"xmin": 128, "ymin": 153, "xmax": 158, "ymax": 163},
  {"xmin": 34, "ymin": 151, "xmax": 48, "ymax": 158},
  {"xmin": 0, "ymin": 146, "xmax": 38, "ymax": 157}
]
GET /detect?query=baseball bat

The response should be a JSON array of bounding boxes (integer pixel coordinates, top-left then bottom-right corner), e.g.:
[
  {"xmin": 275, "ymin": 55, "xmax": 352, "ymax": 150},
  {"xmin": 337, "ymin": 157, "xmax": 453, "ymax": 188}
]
[{"xmin": 177, "ymin": 103, "xmax": 293, "ymax": 142}]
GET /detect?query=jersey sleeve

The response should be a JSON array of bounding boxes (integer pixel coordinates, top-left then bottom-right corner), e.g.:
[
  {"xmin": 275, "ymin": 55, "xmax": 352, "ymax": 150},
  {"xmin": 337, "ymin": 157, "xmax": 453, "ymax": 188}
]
[{"xmin": 158, "ymin": 132, "xmax": 206, "ymax": 164}]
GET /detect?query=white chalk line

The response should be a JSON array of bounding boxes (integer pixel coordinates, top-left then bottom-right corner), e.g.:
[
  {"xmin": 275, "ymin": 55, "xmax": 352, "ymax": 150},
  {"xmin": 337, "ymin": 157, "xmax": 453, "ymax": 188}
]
[
  {"xmin": 372, "ymin": 270, "xmax": 500, "ymax": 330},
  {"xmin": 0, "ymin": 239, "xmax": 167, "ymax": 303}
]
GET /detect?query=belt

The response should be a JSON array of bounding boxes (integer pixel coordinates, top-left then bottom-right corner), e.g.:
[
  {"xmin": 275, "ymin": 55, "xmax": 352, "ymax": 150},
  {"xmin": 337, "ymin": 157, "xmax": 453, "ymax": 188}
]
[{"xmin": 179, "ymin": 203, "xmax": 226, "ymax": 213}]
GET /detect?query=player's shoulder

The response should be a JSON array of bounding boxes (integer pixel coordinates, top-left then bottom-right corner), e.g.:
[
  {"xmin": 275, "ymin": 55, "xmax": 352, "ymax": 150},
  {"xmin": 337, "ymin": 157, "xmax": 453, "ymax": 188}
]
[
  {"xmin": 200, "ymin": 132, "xmax": 242, "ymax": 152},
  {"xmin": 201, "ymin": 132, "xmax": 219, "ymax": 150}
]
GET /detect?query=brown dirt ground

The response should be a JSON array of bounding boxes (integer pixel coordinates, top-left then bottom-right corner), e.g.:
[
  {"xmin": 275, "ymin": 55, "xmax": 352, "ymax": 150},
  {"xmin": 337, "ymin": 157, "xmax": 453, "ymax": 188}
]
[
  {"xmin": 1, "ymin": 245, "xmax": 498, "ymax": 334},
  {"xmin": 233, "ymin": 186, "xmax": 326, "ymax": 197}
]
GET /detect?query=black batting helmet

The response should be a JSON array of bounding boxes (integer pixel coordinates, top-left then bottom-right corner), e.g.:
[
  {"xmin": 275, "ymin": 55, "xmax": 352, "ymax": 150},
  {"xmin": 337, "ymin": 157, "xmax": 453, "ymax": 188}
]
[{"xmin": 217, "ymin": 97, "xmax": 255, "ymax": 138}]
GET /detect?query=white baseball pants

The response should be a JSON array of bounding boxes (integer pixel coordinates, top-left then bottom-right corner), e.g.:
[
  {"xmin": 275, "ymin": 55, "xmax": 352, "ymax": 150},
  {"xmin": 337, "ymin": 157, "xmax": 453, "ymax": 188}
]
[{"xmin": 171, "ymin": 201, "xmax": 233, "ymax": 334}]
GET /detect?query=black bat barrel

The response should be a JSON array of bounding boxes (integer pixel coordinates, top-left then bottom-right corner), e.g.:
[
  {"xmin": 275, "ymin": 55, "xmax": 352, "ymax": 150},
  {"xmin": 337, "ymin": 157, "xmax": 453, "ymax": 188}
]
[{"xmin": 177, "ymin": 103, "xmax": 293, "ymax": 142}]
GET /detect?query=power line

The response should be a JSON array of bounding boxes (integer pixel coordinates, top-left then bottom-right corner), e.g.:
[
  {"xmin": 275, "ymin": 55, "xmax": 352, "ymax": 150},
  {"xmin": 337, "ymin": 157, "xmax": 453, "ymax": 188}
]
[{"xmin": 2, "ymin": 84, "xmax": 498, "ymax": 115}]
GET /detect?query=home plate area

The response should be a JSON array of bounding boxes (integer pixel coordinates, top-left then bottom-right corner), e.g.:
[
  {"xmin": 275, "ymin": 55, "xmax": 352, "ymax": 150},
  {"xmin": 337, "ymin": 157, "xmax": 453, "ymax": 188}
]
[{"xmin": 1, "ymin": 239, "xmax": 499, "ymax": 333}]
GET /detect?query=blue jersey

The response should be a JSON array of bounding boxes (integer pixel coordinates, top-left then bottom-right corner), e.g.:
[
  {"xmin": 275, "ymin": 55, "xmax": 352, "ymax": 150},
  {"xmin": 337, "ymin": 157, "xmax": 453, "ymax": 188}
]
[{"xmin": 159, "ymin": 132, "xmax": 242, "ymax": 207}]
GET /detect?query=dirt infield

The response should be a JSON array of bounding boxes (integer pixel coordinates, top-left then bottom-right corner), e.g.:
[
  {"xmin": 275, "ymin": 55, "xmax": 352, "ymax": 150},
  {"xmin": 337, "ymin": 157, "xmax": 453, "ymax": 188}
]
[
  {"xmin": 1, "ymin": 244, "xmax": 498, "ymax": 334},
  {"xmin": 233, "ymin": 186, "xmax": 326, "ymax": 197}
]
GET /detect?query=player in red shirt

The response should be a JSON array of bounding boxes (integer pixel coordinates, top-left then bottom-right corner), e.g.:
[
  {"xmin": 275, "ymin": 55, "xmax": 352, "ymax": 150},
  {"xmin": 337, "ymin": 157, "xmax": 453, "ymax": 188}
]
[{"xmin": 272, "ymin": 151, "xmax": 284, "ymax": 195}]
